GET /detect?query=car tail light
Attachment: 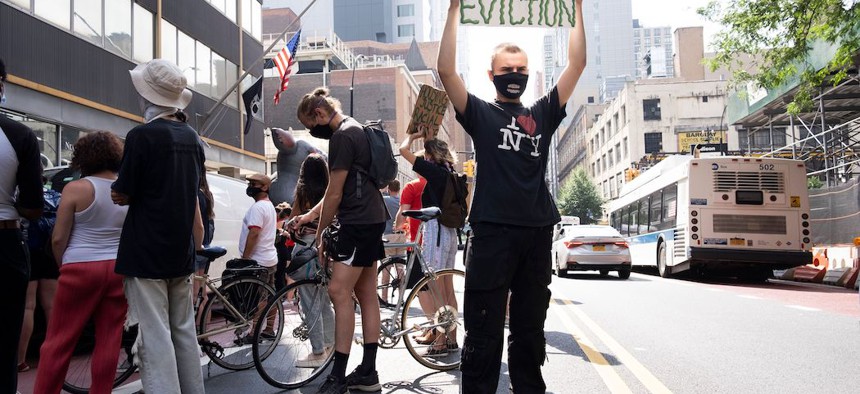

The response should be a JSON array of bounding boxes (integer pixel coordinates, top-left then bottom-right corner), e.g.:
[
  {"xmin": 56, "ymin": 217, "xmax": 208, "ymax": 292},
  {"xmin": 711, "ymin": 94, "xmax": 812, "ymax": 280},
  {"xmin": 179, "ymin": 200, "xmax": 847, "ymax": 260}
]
[
  {"xmin": 564, "ymin": 241, "xmax": 584, "ymax": 248},
  {"xmin": 614, "ymin": 241, "xmax": 629, "ymax": 248}
]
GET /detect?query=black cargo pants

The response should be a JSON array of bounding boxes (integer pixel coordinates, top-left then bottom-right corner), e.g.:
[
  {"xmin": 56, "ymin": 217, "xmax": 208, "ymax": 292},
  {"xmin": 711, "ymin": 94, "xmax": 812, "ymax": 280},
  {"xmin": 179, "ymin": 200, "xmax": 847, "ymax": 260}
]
[{"xmin": 460, "ymin": 223, "xmax": 553, "ymax": 394}]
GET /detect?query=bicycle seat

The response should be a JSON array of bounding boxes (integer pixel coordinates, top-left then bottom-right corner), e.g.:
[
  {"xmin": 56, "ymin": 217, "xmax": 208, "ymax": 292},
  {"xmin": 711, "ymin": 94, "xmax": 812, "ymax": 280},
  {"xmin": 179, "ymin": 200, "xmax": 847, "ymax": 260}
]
[
  {"xmin": 196, "ymin": 246, "xmax": 227, "ymax": 261},
  {"xmin": 402, "ymin": 207, "xmax": 441, "ymax": 222}
]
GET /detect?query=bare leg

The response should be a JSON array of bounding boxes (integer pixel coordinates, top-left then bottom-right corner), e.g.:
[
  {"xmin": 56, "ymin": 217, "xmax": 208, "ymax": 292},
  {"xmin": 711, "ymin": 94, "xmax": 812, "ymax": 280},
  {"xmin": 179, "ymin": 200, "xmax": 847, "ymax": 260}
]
[
  {"xmin": 328, "ymin": 263, "xmax": 364, "ymax": 354},
  {"xmin": 17, "ymin": 281, "xmax": 37, "ymax": 366},
  {"xmin": 353, "ymin": 263, "xmax": 381, "ymax": 344}
]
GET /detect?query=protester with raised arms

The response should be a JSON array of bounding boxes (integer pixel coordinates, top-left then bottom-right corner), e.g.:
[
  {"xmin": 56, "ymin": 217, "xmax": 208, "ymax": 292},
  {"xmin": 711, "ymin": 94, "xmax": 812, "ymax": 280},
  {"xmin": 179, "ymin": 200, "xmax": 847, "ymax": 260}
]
[{"xmin": 438, "ymin": 0, "xmax": 587, "ymax": 392}]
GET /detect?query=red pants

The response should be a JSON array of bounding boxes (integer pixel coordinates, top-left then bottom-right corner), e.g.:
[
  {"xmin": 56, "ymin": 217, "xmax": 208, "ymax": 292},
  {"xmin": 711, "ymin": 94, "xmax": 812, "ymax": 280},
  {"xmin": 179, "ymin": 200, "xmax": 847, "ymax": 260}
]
[{"xmin": 34, "ymin": 260, "xmax": 128, "ymax": 394}]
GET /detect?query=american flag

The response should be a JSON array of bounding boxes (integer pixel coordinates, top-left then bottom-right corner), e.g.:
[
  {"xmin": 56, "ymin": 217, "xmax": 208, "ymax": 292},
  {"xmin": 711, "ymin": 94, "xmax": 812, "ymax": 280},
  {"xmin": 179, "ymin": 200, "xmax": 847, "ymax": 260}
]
[{"xmin": 273, "ymin": 29, "xmax": 301, "ymax": 105}]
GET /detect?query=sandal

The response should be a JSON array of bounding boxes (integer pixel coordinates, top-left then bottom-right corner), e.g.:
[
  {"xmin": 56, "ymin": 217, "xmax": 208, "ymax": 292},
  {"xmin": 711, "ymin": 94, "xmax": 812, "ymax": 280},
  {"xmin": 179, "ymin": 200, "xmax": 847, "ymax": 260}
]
[{"xmin": 413, "ymin": 329, "xmax": 438, "ymax": 345}]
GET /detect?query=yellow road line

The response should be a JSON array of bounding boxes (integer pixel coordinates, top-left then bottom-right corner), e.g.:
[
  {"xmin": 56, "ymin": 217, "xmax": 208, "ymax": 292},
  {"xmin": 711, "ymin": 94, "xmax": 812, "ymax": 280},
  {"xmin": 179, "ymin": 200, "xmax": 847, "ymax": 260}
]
[
  {"xmin": 559, "ymin": 299, "xmax": 673, "ymax": 394},
  {"xmin": 551, "ymin": 301, "xmax": 633, "ymax": 394}
]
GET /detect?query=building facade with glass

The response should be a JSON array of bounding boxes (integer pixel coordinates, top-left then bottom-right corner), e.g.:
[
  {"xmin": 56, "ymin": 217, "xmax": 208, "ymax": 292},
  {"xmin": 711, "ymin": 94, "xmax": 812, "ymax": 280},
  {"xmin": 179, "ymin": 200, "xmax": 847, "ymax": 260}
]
[{"xmin": 0, "ymin": 0, "xmax": 266, "ymax": 172}]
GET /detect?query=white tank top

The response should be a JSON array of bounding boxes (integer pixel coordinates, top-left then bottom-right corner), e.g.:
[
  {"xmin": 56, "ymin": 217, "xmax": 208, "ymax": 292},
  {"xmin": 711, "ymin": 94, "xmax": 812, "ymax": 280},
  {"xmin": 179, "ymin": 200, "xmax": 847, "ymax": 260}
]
[{"xmin": 62, "ymin": 177, "xmax": 128, "ymax": 265}]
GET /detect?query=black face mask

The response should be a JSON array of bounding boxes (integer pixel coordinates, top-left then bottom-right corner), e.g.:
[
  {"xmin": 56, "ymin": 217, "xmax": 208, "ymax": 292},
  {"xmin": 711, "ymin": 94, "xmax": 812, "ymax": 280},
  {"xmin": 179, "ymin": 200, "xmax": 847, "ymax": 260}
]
[
  {"xmin": 309, "ymin": 112, "xmax": 337, "ymax": 140},
  {"xmin": 246, "ymin": 186, "xmax": 263, "ymax": 197},
  {"xmin": 493, "ymin": 72, "xmax": 529, "ymax": 99}
]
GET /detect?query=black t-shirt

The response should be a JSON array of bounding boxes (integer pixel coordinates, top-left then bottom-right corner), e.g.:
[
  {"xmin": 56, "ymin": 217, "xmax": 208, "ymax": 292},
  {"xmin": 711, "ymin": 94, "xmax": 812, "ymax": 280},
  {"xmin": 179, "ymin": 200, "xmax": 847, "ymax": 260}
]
[
  {"xmin": 455, "ymin": 88, "xmax": 566, "ymax": 227},
  {"xmin": 327, "ymin": 117, "xmax": 387, "ymax": 225},
  {"xmin": 412, "ymin": 157, "xmax": 449, "ymax": 210},
  {"xmin": 112, "ymin": 119, "xmax": 205, "ymax": 279}
]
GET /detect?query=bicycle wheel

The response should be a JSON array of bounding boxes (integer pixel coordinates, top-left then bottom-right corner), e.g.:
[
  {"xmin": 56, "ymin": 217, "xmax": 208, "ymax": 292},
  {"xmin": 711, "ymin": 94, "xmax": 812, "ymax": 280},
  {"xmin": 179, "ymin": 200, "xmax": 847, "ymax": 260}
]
[
  {"xmin": 253, "ymin": 279, "xmax": 335, "ymax": 389},
  {"xmin": 401, "ymin": 268, "xmax": 465, "ymax": 371},
  {"xmin": 62, "ymin": 324, "xmax": 138, "ymax": 394},
  {"xmin": 199, "ymin": 276, "xmax": 276, "ymax": 370},
  {"xmin": 377, "ymin": 257, "xmax": 406, "ymax": 308}
]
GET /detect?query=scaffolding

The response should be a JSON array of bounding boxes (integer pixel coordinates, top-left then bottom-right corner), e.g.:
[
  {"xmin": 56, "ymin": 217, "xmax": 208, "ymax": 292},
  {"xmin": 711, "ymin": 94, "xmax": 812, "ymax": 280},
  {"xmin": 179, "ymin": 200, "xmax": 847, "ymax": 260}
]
[{"xmin": 734, "ymin": 73, "xmax": 860, "ymax": 187}]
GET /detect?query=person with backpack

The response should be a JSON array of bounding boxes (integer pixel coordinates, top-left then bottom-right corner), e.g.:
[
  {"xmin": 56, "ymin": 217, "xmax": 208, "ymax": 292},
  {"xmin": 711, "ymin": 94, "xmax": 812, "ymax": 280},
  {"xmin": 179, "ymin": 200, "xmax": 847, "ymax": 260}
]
[
  {"xmin": 16, "ymin": 180, "xmax": 60, "ymax": 373},
  {"xmin": 293, "ymin": 87, "xmax": 387, "ymax": 394},
  {"xmin": 438, "ymin": 1, "xmax": 586, "ymax": 392},
  {"xmin": 398, "ymin": 131, "xmax": 462, "ymax": 356}
]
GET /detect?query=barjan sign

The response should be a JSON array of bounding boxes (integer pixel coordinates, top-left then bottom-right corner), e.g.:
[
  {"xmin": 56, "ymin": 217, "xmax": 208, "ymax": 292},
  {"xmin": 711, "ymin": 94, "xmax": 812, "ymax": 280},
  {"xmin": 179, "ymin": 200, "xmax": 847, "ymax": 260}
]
[{"xmin": 459, "ymin": 0, "xmax": 578, "ymax": 28}]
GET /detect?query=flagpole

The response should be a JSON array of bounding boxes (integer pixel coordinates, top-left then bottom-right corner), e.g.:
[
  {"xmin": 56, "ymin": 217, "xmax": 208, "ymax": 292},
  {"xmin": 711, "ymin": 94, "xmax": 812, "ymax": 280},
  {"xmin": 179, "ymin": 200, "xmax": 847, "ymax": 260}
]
[{"xmin": 199, "ymin": 0, "xmax": 318, "ymax": 134}]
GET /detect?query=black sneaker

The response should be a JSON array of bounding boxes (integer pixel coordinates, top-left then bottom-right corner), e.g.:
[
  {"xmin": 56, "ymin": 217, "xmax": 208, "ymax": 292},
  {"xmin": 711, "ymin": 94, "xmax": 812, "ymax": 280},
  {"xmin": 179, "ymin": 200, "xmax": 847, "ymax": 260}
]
[
  {"xmin": 345, "ymin": 367, "xmax": 382, "ymax": 392},
  {"xmin": 316, "ymin": 374, "xmax": 348, "ymax": 394}
]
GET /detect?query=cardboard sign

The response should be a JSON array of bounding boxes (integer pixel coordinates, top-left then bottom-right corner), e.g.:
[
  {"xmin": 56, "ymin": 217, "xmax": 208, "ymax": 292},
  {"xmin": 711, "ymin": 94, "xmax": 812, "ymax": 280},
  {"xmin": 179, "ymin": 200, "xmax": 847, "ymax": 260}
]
[
  {"xmin": 459, "ymin": 0, "xmax": 578, "ymax": 28},
  {"xmin": 407, "ymin": 85, "xmax": 449, "ymax": 137}
]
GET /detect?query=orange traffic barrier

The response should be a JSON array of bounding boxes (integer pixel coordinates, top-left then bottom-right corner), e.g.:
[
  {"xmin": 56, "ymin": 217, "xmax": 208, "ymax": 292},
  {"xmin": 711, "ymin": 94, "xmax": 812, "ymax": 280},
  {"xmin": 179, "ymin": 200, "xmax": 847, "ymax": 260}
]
[{"xmin": 812, "ymin": 249, "xmax": 829, "ymax": 268}]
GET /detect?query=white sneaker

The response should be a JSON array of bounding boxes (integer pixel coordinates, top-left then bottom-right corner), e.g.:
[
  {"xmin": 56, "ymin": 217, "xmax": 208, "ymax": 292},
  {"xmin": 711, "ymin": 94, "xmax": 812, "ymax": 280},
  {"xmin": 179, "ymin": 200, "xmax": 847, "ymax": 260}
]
[{"xmin": 295, "ymin": 347, "xmax": 332, "ymax": 368}]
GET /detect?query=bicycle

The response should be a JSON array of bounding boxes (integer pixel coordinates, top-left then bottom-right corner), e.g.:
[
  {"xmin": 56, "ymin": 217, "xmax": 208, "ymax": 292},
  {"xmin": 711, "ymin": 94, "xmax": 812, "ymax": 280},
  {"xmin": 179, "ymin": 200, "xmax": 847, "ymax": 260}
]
[
  {"xmin": 62, "ymin": 246, "xmax": 279, "ymax": 392},
  {"xmin": 251, "ymin": 207, "xmax": 465, "ymax": 389}
]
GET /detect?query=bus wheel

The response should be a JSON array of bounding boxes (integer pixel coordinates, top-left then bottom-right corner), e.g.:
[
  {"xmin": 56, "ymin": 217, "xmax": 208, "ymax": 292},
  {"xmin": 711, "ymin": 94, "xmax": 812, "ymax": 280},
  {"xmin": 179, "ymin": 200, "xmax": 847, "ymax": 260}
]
[{"xmin": 657, "ymin": 242, "xmax": 671, "ymax": 278}]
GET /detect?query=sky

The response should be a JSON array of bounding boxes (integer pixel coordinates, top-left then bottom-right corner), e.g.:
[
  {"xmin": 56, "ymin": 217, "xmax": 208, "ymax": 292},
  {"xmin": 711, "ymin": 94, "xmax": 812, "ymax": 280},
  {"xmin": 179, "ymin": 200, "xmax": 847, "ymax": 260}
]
[{"xmin": 464, "ymin": 0, "xmax": 723, "ymax": 103}]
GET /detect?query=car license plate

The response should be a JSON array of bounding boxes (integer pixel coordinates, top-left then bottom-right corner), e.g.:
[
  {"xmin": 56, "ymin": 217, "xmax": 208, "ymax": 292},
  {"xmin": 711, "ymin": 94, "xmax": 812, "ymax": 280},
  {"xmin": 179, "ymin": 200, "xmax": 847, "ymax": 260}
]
[{"xmin": 592, "ymin": 245, "xmax": 606, "ymax": 252}]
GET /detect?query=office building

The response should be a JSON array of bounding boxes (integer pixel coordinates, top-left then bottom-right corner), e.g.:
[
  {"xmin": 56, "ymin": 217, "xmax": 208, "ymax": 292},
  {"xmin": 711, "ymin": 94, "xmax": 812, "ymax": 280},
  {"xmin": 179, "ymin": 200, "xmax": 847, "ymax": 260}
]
[
  {"xmin": 633, "ymin": 20, "xmax": 674, "ymax": 79},
  {"xmin": 1, "ymin": 0, "xmax": 267, "ymax": 173}
]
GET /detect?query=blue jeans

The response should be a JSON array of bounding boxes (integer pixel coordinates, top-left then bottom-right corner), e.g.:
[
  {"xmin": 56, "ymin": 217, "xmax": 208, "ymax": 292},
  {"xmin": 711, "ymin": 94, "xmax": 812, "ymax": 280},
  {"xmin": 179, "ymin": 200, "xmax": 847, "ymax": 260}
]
[
  {"xmin": 124, "ymin": 275, "xmax": 204, "ymax": 394},
  {"xmin": 289, "ymin": 235, "xmax": 335, "ymax": 354},
  {"xmin": 0, "ymin": 228, "xmax": 29, "ymax": 393}
]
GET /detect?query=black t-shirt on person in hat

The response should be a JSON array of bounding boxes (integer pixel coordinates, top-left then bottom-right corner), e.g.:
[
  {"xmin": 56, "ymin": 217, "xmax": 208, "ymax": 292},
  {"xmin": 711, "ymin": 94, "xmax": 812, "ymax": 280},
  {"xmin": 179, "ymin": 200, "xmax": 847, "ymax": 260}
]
[{"xmin": 113, "ymin": 118, "xmax": 205, "ymax": 279}]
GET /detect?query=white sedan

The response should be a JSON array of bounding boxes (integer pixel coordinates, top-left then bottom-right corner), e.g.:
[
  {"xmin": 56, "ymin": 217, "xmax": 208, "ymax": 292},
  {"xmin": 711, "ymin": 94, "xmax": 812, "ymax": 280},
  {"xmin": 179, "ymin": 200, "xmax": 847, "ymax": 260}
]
[{"xmin": 551, "ymin": 225, "xmax": 632, "ymax": 279}]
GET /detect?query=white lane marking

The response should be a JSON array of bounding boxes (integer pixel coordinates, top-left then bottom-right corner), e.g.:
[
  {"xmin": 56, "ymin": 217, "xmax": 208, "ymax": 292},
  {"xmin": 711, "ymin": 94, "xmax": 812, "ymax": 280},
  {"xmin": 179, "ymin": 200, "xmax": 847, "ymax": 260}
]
[{"xmin": 786, "ymin": 305, "xmax": 821, "ymax": 312}]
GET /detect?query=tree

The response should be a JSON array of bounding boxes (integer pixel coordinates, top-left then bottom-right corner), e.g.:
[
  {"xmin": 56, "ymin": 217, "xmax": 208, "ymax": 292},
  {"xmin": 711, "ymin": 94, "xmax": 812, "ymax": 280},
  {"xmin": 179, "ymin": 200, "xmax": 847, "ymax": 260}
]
[
  {"xmin": 699, "ymin": 0, "xmax": 860, "ymax": 114},
  {"xmin": 807, "ymin": 175, "xmax": 824, "ymax": 189},
  {"xmin": 557, "ymin": 167, "xmax": 604, "ymax": 224}
]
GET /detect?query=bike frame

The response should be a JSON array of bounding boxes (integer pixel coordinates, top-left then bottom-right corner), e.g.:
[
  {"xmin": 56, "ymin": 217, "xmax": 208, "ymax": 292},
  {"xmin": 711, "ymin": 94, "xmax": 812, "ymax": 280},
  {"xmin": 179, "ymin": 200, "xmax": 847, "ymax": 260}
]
[{"xmin": 380, "ymin": 221, "xmax": 453, "ymax": 339}]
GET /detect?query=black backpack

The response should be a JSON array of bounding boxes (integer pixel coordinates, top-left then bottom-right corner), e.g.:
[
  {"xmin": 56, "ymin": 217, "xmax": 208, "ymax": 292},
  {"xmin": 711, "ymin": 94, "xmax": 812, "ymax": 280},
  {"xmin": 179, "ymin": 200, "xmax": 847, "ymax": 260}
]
[
  {"xmin": 438, "ymin": 170, "xmax": 469, "ymax": 229},
  {"xmin": 354, "ymin": 120, "xmax": 398, "ymax": 198}
]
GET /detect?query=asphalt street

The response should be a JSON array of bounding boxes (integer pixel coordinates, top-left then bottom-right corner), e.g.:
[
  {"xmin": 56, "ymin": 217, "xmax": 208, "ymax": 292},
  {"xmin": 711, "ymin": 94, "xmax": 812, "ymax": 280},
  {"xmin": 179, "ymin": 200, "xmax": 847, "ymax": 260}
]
[{"xmin": 17, "ymin": 253, "xmax": 858, "ymax": 394}]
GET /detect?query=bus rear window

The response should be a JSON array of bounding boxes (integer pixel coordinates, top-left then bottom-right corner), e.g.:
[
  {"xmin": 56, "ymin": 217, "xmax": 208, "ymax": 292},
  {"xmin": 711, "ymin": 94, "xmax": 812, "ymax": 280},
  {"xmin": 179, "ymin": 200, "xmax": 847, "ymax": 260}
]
[{"xmin": 736, "ymin": 191, "xmax": 763, "ymax": 205}]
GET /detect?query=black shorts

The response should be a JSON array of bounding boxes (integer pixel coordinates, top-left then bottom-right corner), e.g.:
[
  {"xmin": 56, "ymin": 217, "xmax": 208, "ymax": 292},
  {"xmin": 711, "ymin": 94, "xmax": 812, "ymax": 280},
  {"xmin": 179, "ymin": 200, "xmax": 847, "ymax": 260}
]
[
  {"xmin": 331, "ymin": 223, "xmax": 385, "ymax": 268},
  {"xmin": 28, "ymin": 247, "xmax": 59, "ymax": 280}
]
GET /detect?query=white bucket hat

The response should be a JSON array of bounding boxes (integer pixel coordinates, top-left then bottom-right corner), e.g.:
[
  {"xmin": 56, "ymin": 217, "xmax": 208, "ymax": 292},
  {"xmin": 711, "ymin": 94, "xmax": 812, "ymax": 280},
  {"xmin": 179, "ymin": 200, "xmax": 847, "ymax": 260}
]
[{"xmin": 129, "ymin": 59, "xmax": 193, "ymax": 109}]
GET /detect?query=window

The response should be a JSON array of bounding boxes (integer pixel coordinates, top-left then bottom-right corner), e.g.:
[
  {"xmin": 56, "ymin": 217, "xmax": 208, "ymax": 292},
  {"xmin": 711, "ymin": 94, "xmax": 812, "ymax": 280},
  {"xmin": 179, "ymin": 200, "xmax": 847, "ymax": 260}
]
[
  {"xmin": 195, "ymin": 41, "xmax": 211, "ymax": 96},
  {"xmin": 644, "ymin": 132, "xmax": 662, "ymax": 154},
  {"xmin": 132, "ymin": 3, "xmax": 153, "ymax": 62},
  {"xmin": 662, "ymin": 184, "xmax": 677, "ymax": 228},
  {"xmin": 643, "ymin": 98, "xmax": 661, "ymax": 120},
  {"xmin": 73, "ymin": 0, "xmax": 102, "ymax": 45},
  {"xmin": 398, "ymin": 24, "xmax": 415, "ymax": 37},
  {"xmin": 161, "ymin": 21, "xmax": 178, "ymax": 66},
  {"xmin": 615, "ymin": 144, "xmax": 621, "ymax": 163},
  {"xmin": 105, "ymin": 0, "xmax": 132, "ymax": 58},
  {"xmin": 638, "ymin": 197, "xmax": 650, "ymax": 234},
  {"xmin": 702, "ymin": 96, "xmax": 709, "ymax": 103},
  {"xmin": 628, "ymin": 203, "xmax": 638, "ymax": 236},
  {"xmin": 241, "ymin": 0, "xmax": 252, "ymax": 34},
  {"xmin": 608, "ymin": 149, "xmax": 614, "ymax": 166},
  {"xmin": 35, "ymin": 0, "xmax": 70, "ymax": 29},
  {"xmin": 397, "ymin": 4, "xmax": 415, "ymax": 17},
  {"xmin": 587, "ymin": 96, "xmax": 595, "ymax": 104},
  {"xmin": 8, "ymin": 0, "xmax": 29, "ymax": 10},
  {"xmin": 177, "ymin": 30, "xmax": 196, "ymax": 87},
  {"xmin": 623, "ymin": 137, "xmax": 628, "ymax": 158},
  {"xmin": 211, "ymin": 52, "xmax": 225, "ymax": 98},
  {"xmin": 596, "ymin": 159, "xmax": 601, "ymax": 174},
  {"xmin": 225, "ymin": 0, "xmax": 236, "ymax": 22},
  {"xmin": 649, "ymin": 190, "xmax": 662, "ymax": 231},
  {"xmin": 251, "ymin": 0, "xmax": 261, "ymax": 41}
]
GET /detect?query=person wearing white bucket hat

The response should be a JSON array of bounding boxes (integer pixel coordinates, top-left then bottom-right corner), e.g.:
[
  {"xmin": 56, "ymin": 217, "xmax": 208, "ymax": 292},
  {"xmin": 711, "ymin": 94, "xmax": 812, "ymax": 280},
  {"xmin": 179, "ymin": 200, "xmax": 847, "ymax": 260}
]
[{"xmin": 112, "ymin": 58, "xmax": 206, "ymax": 394}]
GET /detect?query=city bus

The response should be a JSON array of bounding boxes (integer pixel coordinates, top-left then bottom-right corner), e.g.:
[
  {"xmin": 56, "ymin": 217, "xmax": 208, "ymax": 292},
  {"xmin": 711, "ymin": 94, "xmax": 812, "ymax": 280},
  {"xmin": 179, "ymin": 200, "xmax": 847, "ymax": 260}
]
[{"xmin": 607, "ymin": 155, "xmax": 812, "ymax": 279}]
